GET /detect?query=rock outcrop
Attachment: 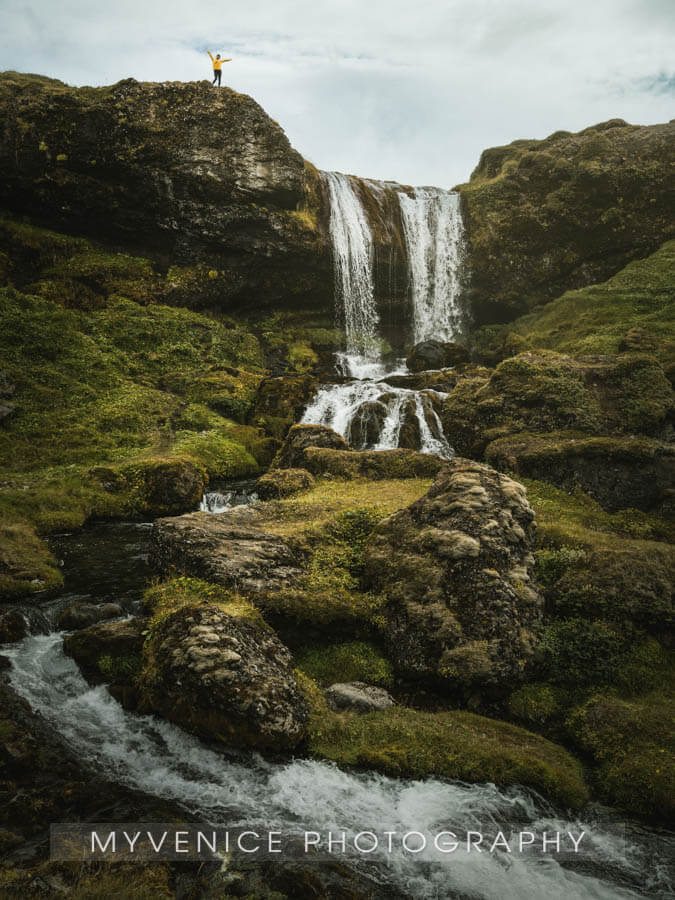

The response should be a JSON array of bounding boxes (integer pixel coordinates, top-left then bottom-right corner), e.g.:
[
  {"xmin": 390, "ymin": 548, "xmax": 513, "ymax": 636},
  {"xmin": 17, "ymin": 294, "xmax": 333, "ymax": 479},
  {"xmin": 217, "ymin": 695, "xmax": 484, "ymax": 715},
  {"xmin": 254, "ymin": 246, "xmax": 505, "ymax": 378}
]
[
  {"xmin": 459, "ymin": 119, "xmax": 675, "ymax": 324},
  {"xmin": 365, "ymin": 458, "xmax": 543, "ymax": 690},
  {"xmin": 0, "ymin": 72, "xmax": 332, "ymax": 312},
  {"xmin": 151, "ymin": 509, "xmax": 303, "ymax": 593},
  {"xmin": 271, "ymin": 423, "xmax": 351, "ymax": 468},
  {"xmin": 140, "ymin": 604, "xmax": 308, "ymax": 750}
]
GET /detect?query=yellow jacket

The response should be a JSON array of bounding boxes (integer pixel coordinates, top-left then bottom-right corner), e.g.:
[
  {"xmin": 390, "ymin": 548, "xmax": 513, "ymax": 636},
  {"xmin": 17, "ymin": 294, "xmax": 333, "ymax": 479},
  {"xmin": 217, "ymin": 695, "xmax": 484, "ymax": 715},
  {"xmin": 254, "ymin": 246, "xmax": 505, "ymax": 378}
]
[{"xmin": 208, "ymin": 51, "xmax": 231, "ymax": 70}]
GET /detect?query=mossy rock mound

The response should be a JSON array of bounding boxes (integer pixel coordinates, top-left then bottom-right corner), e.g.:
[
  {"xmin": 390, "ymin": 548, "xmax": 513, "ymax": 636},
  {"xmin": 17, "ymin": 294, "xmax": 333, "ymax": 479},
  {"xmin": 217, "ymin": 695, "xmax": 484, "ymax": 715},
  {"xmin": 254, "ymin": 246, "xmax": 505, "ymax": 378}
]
[
  {"xmin": 302, "ymin": 447, "xmax": 445, "ymax": 479},
  {"xmin": 486, "ymin": 432, "xmax": 675, "ymax": 514},
  {"xmin": 271, "ymin": 423, "xmax": 350, "ymax": 469},
  {"xmin": 249, "ymin": 374, "xmax": 319, "ymax": 439},
  {"xmin": 307, "ymin": 700, "xmax": 588, "ymax": 810},
  {"xmin": 547, "ymin": 543, "xmax": 674, "ymax": 630},
  {"xmin": 441, "ymin": 350, "xmax": 674, "ymax": 458},
  {"xmin": 365, "ymin": 458, "xmax": 543, "ymax": 691},
  {"xmin": 567, "ymin": 692, "xmax": 674, "ymax": 824},
  {"xmin": 406, "ymin": 339, "xmax": 470, "ymax": 372},
  {"xmin": 117, "ymin": 457, "xmax": 208, "ymax": 517},
  {"xmin": 63, "ymin": 618, "xmax": 146, "ymax": 683},
  {"xmin": 459, "ymin": 118, "xmax": 675, "ymax": 325},
  {"xmin": 140, "ymin": 604, "xmax": 308, "ymax": 751},
  {"xmin": 256, "ymin": 467, "xmax": 315, "ymax": 500}
]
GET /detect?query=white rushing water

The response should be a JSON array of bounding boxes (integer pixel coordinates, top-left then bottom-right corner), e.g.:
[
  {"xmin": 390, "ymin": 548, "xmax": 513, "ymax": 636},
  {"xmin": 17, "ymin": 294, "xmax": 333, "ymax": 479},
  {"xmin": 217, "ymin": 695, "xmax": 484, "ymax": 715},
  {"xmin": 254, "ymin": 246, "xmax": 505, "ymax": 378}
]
[
  {"xmin": 398, "ymin": 188, "xmax": 465, "ymax": 345},
  {"xmin": 324, "ymin": 171, "xmax": 380, "ymax": 370},
  {"xmin": 4, "ymin": 632, "xmax": 669, "ymax": 900}
]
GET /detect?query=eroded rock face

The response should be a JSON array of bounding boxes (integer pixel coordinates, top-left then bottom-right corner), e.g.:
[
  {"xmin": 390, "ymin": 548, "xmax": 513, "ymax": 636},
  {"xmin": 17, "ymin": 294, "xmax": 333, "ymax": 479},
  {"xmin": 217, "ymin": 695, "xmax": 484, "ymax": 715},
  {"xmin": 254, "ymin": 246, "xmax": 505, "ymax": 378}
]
[
  {"xmin": 271, "ymin": 423, "xmax": 350, "ymax": 469},
  {"xmin": 141, "ymin": 605, "xmax": 308, "ymax": 750},
  {"xmin": 151, "ymin": 509, "xmax": 303, "ymax": 594},
  {"xmin": 365, "ymin": 458, "xmax": 543, "ymax": 690},
  {"xmin": 0, "ymin": 74, "xmax": 332, "ymax": 312}
]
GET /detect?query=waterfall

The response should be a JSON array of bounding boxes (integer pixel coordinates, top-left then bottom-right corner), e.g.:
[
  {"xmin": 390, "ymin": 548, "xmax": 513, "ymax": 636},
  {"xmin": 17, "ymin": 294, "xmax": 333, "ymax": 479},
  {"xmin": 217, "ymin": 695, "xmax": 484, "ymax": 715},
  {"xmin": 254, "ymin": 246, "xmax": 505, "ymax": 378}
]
[
  {"xmin": 303, "ymin": 173, "xmax": 463, "ymax": 458},
  {"xmin": 324, "ymin": 172, "xmax": 380, "ymax": 373},
  {"xmin": 398, "ymin": 188, "xmax": 465, "ymax": 344}
]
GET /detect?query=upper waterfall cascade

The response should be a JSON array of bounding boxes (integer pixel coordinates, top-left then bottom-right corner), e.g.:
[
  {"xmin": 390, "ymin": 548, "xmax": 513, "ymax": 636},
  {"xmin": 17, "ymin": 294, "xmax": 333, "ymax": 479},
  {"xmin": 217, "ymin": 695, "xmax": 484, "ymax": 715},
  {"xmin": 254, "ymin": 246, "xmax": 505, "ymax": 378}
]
[
  {"xmin": 399, "ymin": 187, "xmax": 465, "ymax": 345},
  {"xmin": 302, "ymin": 174, "xmax": 465, "ymax": 458}
]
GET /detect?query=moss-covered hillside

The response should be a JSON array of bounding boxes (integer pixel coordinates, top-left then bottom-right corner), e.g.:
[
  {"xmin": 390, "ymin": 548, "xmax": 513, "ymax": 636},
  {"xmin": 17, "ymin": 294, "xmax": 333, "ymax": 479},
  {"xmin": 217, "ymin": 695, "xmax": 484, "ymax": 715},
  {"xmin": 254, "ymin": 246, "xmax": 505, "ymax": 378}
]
[{"xmin": 459, "ymin": 119, "xmax": 675, "ymax": 325}]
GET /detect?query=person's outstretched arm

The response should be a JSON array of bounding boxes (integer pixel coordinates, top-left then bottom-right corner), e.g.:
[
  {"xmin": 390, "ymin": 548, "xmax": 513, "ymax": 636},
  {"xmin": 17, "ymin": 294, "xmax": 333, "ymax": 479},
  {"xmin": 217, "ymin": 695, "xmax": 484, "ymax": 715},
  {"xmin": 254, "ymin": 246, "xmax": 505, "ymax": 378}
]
[
  {"xmin": 222, "ymin": 58, "xmax": 232, "ymax": 62},
  {"xmin": 207, "ymin": 50, "xmax": 215, "ymax": 61}
]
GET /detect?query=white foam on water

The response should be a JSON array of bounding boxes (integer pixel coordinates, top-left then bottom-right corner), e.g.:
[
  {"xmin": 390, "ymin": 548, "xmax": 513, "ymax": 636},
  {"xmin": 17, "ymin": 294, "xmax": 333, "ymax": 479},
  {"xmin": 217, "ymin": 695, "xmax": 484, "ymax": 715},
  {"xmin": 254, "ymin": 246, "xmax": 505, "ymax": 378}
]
[{"xmin": 5, "ymin": 632, "xmax": 667, "ymax": 899}]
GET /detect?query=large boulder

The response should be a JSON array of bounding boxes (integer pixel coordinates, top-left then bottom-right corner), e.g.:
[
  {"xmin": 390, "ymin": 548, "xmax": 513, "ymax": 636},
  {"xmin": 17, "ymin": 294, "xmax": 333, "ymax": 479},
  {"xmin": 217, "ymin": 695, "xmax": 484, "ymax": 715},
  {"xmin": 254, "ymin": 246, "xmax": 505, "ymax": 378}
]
[
  {"xmin": 150, "ymin": 509, "xmax": 303, "ymax": 594},
  {"xmin": 365, "ymin": 458, "xmax": 543, "ymax": 690},
  {"xmin": 406, "ymin": 340, "xmax": 470, "ymax": 372},
  {"xmin": 441, "ymin": 351, "xmax": 674, "ymax": 458},
  {"xmin": 271, "ymin": 423, "xmax": 350, "ymax": 469},
  {"xmin": 63, "ymin": 618, "xmax": 147, "ymax": 680},
  {"xmin": 140, "ymin": 605, "xmax": 308, "ymax": 750},
  {"xmin": 486, "ymin": 432, "xmax": 675, "ymax": 514}
]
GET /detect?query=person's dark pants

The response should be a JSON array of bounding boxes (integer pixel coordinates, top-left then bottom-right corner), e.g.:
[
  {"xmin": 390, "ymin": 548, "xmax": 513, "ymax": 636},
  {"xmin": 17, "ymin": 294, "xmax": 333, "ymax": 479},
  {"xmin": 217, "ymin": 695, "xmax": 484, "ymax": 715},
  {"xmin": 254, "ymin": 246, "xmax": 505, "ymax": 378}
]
[{"xmin": 212, "ymin": 69, "xmax": 221, "ymax": 86}]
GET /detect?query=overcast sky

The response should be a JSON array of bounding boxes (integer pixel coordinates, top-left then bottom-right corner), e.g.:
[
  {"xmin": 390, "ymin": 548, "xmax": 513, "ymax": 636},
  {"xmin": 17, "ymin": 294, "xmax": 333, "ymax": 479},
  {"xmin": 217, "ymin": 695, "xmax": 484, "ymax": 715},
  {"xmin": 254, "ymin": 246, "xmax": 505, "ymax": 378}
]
[{"xmin": 2, "ymin": 0, "xmax": 674, "ymax": 186}]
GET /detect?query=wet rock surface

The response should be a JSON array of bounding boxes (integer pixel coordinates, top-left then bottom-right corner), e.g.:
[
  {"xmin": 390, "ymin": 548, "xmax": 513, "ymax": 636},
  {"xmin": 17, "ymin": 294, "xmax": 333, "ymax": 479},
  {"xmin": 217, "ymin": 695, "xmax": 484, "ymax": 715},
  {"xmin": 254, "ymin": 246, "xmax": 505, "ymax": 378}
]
[
  {"xmin": 141, "ymin": 605, "xmax": 308, "ymax": 750},
  {"xmin": 57, "ymin": 600, "xmax": 123, "ymax": 631},
  {"xmin": 366, "ymin": 458, "xmax": 544, "ymax": 690},
  {"xmin": 151, "ymin": 509, "xmax": 304, "ymax": 593},
  {"xmin": 63, "ymin": 618, "xmax": 147, "ymax": 680},
  {"xmin": 406, "ymin": 340, "xmax": 470, "ymax": 372}
]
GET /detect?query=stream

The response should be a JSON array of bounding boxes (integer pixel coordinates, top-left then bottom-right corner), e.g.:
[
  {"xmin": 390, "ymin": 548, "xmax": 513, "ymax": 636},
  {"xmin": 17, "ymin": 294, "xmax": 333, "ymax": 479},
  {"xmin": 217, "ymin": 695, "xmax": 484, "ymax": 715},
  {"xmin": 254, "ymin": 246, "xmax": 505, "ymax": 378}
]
[{"xmin": 2, "ymin": 519, "xmax": 673, "ymax": 899}]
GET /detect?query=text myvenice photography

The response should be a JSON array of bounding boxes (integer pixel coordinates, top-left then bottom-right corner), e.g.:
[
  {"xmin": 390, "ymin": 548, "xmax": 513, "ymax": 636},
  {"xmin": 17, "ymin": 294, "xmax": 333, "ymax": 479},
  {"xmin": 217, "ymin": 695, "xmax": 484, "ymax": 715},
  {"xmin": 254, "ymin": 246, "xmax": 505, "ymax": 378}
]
[{"xmin": 0, "ymin": 0, "xmax": 673, "ymax": 898}]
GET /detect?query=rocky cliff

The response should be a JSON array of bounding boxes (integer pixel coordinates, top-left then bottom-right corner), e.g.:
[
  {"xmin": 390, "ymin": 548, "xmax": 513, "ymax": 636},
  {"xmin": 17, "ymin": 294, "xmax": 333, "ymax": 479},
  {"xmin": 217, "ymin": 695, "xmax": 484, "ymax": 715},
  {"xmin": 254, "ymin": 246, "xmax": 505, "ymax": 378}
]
[
  {"xmin": 0, "ymin": 71, "xmax": 332, "ymax": 311},
  {"xmin": 458, "ymin": 118, "xmax": 675, "ymax": 325}
]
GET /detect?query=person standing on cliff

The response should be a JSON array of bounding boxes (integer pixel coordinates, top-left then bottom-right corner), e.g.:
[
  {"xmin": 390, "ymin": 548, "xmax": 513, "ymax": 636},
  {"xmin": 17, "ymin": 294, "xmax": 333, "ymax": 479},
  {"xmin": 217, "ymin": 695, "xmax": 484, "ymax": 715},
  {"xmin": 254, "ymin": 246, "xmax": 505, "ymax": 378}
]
[{"xmin": 207, "ymin": 50, "xmax": 231, "ymax": 86}]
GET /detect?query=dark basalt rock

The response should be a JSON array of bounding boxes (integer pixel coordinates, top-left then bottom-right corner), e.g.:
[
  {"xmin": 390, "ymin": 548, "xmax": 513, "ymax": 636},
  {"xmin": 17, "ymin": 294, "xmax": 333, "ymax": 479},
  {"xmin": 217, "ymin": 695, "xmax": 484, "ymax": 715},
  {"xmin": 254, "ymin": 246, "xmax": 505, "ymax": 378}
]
[
  {"xmin": 140, "ymin": 604, "xmax": 308, "ymax": 750},
  {"xmin": 0, "ymin": 609, "xmax": 27, "ymax": 643},
  {"xmin": 58, "ymin": 601, "xmax": 123, "ymax": 631},
  {"xmin": 151, "ymin": 509, "xmax": 304, "ymax": 594},
  {"xmin": 347, "ymin": 399, "xmax": 388, "ymax": 447},
  {"xmin": 365, "ymin": 458, "xmax": 544, "ymax": 691},
  {"xmin": 406, "ymin": 340, "xmax": 470, "ymax": 372},
  {"xmin": 63, "ymin": 618, "xmax": 147, "ymax": 679}
]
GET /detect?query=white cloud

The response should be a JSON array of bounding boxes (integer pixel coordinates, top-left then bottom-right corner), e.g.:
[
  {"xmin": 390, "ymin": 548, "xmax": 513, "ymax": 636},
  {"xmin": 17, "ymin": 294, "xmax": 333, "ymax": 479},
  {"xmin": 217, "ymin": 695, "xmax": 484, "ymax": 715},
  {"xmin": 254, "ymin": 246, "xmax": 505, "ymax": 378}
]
[{"xmin": 1, "ymin": 0, "xmax": 673, "ymax": 185}]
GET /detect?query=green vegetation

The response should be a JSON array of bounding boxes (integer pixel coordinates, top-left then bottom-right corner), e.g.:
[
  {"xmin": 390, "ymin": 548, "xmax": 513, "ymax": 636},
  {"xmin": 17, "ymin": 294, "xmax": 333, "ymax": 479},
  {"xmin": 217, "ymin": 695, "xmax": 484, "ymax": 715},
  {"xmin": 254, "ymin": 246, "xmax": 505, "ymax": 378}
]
[
  {"xmin": 143, "ymin": 576, "xmax": 267, "ymax": 631},
  {"xmin": 303, "ymin": 692, "xmax": 588, "ymax": 810},
  {"xmin": 474, "ymin": 240, "xmax": 675, "ymax": 367},
  {"xmin": 296, "ymin": 640, "xmax": 394, "ymax": 687}
]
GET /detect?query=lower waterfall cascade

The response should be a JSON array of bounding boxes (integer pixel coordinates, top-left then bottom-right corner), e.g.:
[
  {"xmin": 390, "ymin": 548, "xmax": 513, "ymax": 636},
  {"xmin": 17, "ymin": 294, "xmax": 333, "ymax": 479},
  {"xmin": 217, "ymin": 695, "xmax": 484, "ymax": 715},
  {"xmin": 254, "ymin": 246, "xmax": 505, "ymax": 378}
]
[{"xmin": 302, "ymin": 173, "xmax": 466, "ymax": 456}]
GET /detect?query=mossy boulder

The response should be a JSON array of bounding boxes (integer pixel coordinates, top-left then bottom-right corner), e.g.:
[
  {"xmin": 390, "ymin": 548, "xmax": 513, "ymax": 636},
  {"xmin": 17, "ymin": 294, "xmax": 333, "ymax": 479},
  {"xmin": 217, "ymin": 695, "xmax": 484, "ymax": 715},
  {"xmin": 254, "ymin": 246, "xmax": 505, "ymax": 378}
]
[
  {"xmin": 302, "ymin": 447, "xmax": 445, "ymax": 479},
  {"xmin": 441, "ymin": 351, "xmax": 674, "ymax": 459},
  {"xmin": 0, "ymin": 521, "xmax": 63, "ymax": 601},
  {"xmin": 256, "ymin": 467, "xmax": 315, "ymax": 500},
  {"xmin": 459, "ymin": 119, "xmax": 675, "ymax": 325},
  {"xmin": 567, "ymin": 692, "xmax": 674, "ymax": 824},
  {"xmin": 271, "ymin": 423, "xmax": 350, "ymax": 469},
  {"xmin": 0, "ymin": 609, "xmax": 27, "ymax": 643},
  {"xmin": 140, "ymin": 604, "xmax": 308, "ymax": 750},
  {"xmin": 63, "ymin": 618, "xmax": 146, "ymax": 683},
  {"xmin": 249, "ymin": 374, "xmax": 319, "ymax": 439},
  {"xmin": 365, "ymin": 458, "xmax": 543, "ymax": 691},
  {"xmin": 117, "ymin": 457, "xmax": 207, "ymax": 517},
  {"xmin": 486, "ymin": 432, "xmax": 675, "ymax": 513}
]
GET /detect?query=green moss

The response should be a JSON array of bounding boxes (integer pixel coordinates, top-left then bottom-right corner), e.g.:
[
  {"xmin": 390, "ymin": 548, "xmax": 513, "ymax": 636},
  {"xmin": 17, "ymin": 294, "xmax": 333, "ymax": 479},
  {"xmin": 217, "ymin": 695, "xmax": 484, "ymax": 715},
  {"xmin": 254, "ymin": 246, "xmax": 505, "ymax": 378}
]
[
  {"xmin": 567, "ymin": 692, "xmax": 674, "ymax": 822},
  {"xmin": 143, "ymin": 576, "xmax": 267, "ymax": 630},
  {"xmin": 302, "ymin": 447, "xmax": 445, "ymax": 479},
  {"xmin": 296, "ymin": 641, "xmax": 394, "ymax": 688},
  {"xmin": 97, "ymin": 653, "xmax": 142, "ymax": 682},
  {"xmin": 534, "ymin": 618, "xmax": 634, "ymax": 689},
  {"xmin": 507, "ymin": 683, "xmax": 569, "ymax": 727},
  {"xmin": 485, "ymin": 240, "xmax": 675, "ymax": 367},
  {"xmin": 305, "ymin": 704, "xmax": 588, "ymax": 810},
  {"xmin": 172, "ymin": 431, "xmax": 259, "ymax": 479},
  {"xmin": 0, "ymin": 519, "xmax": 63, "ymax": 600}
]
